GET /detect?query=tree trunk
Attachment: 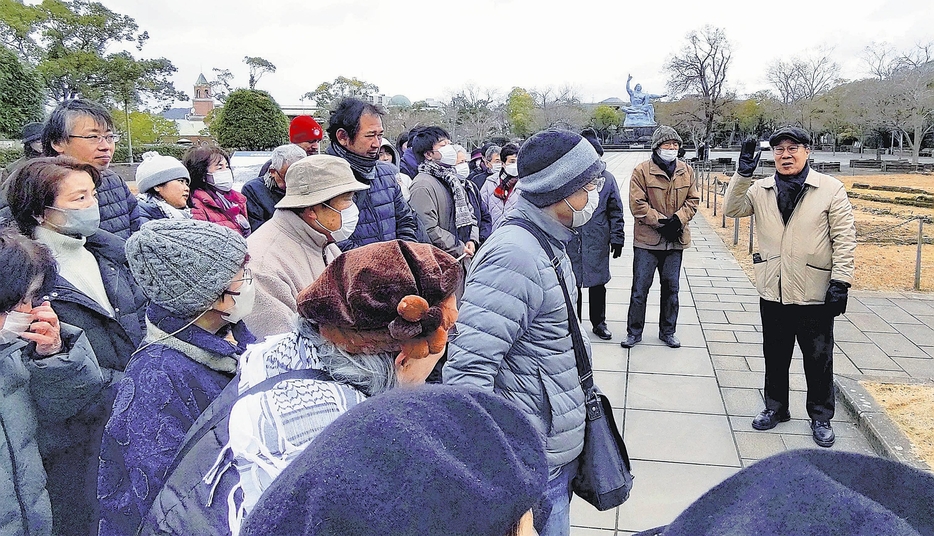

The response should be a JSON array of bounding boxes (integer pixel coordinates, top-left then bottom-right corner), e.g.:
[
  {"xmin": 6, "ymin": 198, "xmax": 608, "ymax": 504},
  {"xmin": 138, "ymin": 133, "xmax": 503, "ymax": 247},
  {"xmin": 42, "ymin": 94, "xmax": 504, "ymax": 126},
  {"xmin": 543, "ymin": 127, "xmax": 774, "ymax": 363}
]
[{"xmin": 124, "ymin": 101, "xmax": 134, "ymax": 164}]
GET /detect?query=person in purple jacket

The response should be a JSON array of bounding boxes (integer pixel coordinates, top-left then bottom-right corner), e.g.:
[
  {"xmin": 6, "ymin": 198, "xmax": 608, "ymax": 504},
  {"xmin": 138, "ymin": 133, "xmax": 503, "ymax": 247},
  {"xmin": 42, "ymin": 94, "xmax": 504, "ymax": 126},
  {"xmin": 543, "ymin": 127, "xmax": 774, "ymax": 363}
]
[{"xmin": 97, "ymin": 219, "xmax": 256, "ymax": 536}]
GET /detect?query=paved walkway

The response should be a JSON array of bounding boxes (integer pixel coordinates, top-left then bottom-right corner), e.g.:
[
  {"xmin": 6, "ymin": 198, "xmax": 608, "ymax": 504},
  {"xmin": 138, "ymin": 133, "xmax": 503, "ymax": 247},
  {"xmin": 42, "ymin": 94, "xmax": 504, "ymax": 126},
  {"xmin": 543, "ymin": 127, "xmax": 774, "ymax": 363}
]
[{"xmin": 568, "ymin": 152, "xmax": 934, "ymax": 535}]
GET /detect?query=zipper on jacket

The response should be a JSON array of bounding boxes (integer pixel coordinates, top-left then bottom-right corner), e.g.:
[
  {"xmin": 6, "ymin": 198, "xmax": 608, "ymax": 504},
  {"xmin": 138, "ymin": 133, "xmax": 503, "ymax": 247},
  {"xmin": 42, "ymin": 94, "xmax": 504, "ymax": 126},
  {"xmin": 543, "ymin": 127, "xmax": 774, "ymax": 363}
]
[{"xmin": 0, "ymin": 411, "xmax": 34, "ymax": 534}]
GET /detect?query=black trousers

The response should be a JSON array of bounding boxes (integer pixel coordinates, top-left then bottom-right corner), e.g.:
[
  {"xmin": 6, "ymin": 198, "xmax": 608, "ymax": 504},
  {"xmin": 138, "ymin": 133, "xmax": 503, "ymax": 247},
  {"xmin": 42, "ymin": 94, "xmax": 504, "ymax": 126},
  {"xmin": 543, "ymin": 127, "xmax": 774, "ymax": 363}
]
[
  {"xmin": 576, "ymin": 284, "xmax": 608, "ymax": 328},
  {"xmin": 760, "ymin": 298, "xmax": 836, "ymax": 421},
  {"xmin": 627, "ymin": 248, "xmax": 682, "ymax": 337}
]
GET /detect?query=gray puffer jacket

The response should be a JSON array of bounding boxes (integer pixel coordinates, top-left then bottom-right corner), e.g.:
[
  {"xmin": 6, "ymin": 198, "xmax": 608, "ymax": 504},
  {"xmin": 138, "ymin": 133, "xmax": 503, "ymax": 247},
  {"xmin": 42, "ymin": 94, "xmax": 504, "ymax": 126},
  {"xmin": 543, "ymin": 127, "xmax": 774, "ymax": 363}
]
[
  {"xmin": 443, "ymin": 196, "xmax": 587, "ymax": 477},
  {"xmin": 0, "ymin": 324, "xmax": 103, "ymax": 536}
]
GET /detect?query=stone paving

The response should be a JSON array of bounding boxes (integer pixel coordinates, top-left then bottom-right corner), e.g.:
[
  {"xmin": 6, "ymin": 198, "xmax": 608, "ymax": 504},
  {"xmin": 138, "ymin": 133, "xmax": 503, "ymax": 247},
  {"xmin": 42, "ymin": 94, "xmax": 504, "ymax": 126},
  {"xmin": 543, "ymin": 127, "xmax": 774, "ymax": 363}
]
[{"xmin": 568, "ymin": 151, "xmax": 934, "ymax": 535}]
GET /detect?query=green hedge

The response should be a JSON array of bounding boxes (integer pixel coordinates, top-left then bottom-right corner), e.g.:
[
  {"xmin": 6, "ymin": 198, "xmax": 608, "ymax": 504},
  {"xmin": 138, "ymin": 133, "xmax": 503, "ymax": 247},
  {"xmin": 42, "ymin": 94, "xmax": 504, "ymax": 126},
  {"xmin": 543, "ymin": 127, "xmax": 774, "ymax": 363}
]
[
  {"xmin": 113, "ymin": 144, "xmax": 190, "ymax": 163},
  {"xmin": 0, "ymin": 147, "xmax": 23, "ymax": 168}
]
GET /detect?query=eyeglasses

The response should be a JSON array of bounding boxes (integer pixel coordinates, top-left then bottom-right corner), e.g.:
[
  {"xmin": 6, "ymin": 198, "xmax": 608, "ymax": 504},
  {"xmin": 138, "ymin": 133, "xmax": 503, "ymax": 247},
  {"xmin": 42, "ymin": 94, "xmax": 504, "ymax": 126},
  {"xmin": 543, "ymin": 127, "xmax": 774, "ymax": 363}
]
[
  {"xmin": 773, "ymin": 145, "xmax": 801, "ymax": 155},
  {"xmin": 69, "ymin": 134, "xmax": 120, "ymax": 144},
  {"xmin": 223, "ymin": 268, "xmax": 252, "ymax": 296},
  {"xmin": 583, "ymin": 176, "xmax": 605, "ymax": 193}
]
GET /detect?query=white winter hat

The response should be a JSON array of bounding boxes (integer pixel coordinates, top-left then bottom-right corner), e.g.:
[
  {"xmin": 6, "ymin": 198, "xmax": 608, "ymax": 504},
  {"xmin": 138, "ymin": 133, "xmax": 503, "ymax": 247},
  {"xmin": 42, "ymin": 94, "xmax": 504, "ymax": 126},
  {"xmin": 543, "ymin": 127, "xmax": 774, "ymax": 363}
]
[{"xmin": 135, "ymin": 151, "xmax": 190, "ymax": 194}]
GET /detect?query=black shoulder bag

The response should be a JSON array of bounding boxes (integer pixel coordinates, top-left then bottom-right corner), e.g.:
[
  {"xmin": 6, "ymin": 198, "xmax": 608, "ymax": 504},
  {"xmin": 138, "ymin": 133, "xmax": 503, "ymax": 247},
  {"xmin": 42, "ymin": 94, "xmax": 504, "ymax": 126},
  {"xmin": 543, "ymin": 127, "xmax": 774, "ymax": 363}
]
[{"xmin": 505, "ymin": 218, "xmax": 634, "ymax": 511}]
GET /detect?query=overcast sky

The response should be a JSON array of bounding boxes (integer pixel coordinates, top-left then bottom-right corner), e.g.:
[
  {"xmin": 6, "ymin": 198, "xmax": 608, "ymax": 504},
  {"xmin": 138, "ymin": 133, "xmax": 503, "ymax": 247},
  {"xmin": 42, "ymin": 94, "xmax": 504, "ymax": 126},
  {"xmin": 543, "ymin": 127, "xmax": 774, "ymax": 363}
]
[{"xmin": 103, "ymin": 0, "xmax": 933, "ymax": 109}]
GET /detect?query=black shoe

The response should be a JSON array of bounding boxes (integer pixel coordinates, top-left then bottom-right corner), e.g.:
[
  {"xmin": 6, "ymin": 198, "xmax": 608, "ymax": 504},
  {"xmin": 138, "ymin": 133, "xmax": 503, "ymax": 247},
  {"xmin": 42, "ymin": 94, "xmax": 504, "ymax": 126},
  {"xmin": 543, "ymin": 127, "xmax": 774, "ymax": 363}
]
[
  {"xmin": 620, "ymin": 334, "xmax": 641, "ymax": 348},
  {"xmin": 751, "ymin": 408, "xmax": 791, "ymax": 430},
  {"xmin": 592, "ymin": 323, "xmax": 613, "ymax": 340},
  {"xmin": 811, "ymin": 420, "xmax": 835, "ymax": 447},
  {"xmin": 659, "ymin": 333, "xmax": 681, "ymax": 348}
]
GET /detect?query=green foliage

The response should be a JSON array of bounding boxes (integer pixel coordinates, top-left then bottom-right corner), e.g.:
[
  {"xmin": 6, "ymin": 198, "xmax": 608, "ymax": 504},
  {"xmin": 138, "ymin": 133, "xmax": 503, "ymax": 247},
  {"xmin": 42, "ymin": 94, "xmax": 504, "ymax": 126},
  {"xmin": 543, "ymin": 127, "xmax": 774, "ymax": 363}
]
[
  {"xmin": 244, "ymin": 56, "xmax": 275, "ymax": 90},
  {"xmin": 505, "ymin": 87, "xmax": 535, "ymax": 138},
  {"xmin": 0, "ymin": 147, "xmax": 23, "ymax": 167},
  {"xmin": 211, "ymin": 89, "xmax": 288, "ymax": 150},
  {"xmin": 112, "ymin": 109, "xmax": 179, "ymax": 145},
  {"xmin": 1, "ymin": 0, "xmax": 182, "ymax": 107},
  {"xmin": 0, "ymin": 45, "xmax": 44, "ymax": 137},
  {"xmin": 303, "ymin": 76, "xmax": 379, "ymax": 109},
  {"xmin": 113, "ymin": 143, "xmax": 187, "ymax": 163}
]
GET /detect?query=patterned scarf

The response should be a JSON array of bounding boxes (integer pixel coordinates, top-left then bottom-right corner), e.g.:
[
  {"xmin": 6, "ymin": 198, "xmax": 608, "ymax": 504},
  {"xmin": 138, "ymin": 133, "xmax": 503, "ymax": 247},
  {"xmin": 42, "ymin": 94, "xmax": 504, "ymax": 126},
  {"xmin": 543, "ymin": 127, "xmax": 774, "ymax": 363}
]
[
  {"xmin": 327, "ymin": 141, "xmax": 378, "ymax": 178},
  {"xmin": 419, "ymin": 160, "xmax": 478, "ymax": 231},
  {"xmin": 141, "ymin": 193, "xmax": 191, "ymax": 219},
  {"xmin": 494, "ymin": 173, "xmax": 519, "ymax": 200}
]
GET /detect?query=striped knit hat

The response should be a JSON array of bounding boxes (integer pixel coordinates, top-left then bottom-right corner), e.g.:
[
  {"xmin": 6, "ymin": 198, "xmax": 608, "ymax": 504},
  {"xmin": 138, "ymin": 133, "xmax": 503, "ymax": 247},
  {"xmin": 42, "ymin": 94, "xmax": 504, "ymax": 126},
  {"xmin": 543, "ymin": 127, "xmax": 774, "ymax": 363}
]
[{"xmin": 517, "ymin": 129, "xmax": 605, "ymax": 207}]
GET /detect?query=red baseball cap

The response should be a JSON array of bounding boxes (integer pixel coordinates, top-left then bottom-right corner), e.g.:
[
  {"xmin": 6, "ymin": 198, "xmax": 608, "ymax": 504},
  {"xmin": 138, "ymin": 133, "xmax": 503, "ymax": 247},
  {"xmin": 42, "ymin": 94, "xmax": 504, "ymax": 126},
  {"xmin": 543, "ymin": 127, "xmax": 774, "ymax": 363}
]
[{"xmin": 290, "ymin": 116, "xmax": 324, "ymax": 143}]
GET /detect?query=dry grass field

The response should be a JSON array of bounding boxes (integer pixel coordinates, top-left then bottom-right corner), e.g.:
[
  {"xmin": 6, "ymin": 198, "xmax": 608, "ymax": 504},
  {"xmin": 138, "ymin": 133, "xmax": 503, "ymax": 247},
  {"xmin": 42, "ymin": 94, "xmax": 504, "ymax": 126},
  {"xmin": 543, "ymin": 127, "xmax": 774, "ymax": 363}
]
[{"xmin": 861, "ymin": 382, "xmax": 934, "ymax": 469}]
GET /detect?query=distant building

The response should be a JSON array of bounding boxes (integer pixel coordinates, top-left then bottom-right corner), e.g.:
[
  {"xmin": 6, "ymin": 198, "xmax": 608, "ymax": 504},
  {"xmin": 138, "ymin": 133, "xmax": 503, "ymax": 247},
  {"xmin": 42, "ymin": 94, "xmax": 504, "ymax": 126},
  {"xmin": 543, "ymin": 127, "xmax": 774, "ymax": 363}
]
[{"xmin": 160, "ymin": 73, "xmax": 216, "ymax": 145}]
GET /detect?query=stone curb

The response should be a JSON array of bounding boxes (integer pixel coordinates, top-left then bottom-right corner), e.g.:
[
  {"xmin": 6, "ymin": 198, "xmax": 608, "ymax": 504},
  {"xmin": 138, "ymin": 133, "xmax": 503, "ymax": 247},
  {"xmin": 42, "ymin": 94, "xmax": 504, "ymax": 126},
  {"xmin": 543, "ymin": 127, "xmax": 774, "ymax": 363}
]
[{"xmin": 835, "ymin": 374, "xmax": 931, "ymax": 472}]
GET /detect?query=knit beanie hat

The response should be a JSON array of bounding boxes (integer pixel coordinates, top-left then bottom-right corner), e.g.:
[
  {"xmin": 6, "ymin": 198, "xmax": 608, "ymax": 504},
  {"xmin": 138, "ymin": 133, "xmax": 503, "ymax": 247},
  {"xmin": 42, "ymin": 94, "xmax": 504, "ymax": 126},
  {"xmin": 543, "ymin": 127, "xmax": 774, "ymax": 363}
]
[
  {"xmin": 651, "ymin": 125, "xmax": 683, "ymax": 151},
  {"xmin": 517, "ymin": 129, "xmax": 605, "ymax": 208},
  {"xmin": 296, "ymin": 240, "xmax": 461, "ymax": 361},
  {"xmin": 637, "ymin": 449, "xmax": 934, "ymax": 536},
  {"xmin": 581, "ymin": 127, "xmax": 605, "ymax": 156},
  {"xmin": 125, "ymin": 219, "xmax": 248, "ymax": 318},
  {"xmin": 135, "ymin": 151, "xmax": 190, "ymax": 194},
  {"xmin": 239, "ymin": 384, "xmax": 549, "ymax": 536},
  {"xmin": 289, "ymin": 116, "xmax": 324, "ymax": 143}
]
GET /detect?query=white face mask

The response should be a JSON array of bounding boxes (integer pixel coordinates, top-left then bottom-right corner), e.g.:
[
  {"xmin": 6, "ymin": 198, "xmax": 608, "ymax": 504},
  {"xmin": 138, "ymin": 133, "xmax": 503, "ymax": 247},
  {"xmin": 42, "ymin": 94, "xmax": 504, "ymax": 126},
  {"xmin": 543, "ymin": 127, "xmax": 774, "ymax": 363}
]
[
  {"xmin": 322, "ymin": 202, "xmax": 360, "ymax": 242},
  {"xmin": 657, "ymin": 149, "xmax": 679, "ymax": 163},
  {"xmin": 207, "ymin": 168, "xmax": 234, "ymax": 192},
  {"xmin": 0, "ymin": 310, "xmax": 33, "ymax": 345},
  {"xmin": 220, "ymin": 277, "xmax": 255, "ymax": 324},
  {"xmin": 564, "ymin": 188, "xmax": 599, "ymax": 228},
  {"xmin": 438, "ymin": 144, "xmax": 458, "ymax": 166},
  {"xmin": 490, "ymin": 163, "xmax": 503, "ymax": 175},
  {"xmin": 503, "ymin": 163, "xmax": 519, "ymax": 177},
  {"xmin": 454, "ymin": 162, "xmax": 470, "ymax": 180}
]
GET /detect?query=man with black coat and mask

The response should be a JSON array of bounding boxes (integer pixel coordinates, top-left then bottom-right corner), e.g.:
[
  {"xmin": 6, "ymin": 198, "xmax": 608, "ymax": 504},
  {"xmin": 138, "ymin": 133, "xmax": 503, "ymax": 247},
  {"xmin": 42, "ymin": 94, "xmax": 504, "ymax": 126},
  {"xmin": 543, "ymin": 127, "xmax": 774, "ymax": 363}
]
[
  {"xmin": 622, "ymin": 126, "xmax": 698, "ymax": 349},
  {"xmin": 724, "ymin": 126, "xmax": 856, "ymax": 448}
]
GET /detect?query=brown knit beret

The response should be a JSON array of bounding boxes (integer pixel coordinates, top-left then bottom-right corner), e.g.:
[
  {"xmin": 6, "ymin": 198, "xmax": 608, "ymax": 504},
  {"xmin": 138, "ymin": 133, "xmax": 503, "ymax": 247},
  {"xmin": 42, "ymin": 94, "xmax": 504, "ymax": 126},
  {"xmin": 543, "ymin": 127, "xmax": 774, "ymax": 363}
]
[{"xmin": 297, "ymin": 240, "xmax": 462, "ymax": 359}]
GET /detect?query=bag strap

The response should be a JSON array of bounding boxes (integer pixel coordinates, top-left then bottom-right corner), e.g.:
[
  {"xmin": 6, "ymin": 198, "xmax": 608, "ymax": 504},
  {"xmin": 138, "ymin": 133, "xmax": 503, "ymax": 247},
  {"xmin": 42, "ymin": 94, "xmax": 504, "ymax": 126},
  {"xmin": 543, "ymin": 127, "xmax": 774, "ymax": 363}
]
[
  {"xmin": 503, "ymin": 218, "xmax": 594, "ymax": 391},
  {"xmin": 161, "ymin": 367, "xmax": 331, "ymax": 495}
]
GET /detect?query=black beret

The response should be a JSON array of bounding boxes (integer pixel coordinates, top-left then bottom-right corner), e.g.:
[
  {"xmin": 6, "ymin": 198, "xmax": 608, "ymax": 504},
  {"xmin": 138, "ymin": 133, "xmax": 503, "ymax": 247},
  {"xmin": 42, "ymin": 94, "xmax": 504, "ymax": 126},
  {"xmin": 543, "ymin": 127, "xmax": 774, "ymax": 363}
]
[{"xmin": 769, "ymin": 126, "xmax": 811, "ymax": 146}]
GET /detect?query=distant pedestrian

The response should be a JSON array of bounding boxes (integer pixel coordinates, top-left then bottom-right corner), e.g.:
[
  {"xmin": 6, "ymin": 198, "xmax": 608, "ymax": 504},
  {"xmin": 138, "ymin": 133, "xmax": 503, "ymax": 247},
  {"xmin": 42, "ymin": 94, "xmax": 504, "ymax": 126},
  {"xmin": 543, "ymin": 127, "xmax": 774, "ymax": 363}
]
[
  {"xmin": 568, "ymin": 129, "xmax": 626, "ymax": 341},
  {"xmin": 725, "ymin": 127, "xmax": 856, "ymax": 448},
  {"xmin": 289, "ymin": 115, "xmax": 324, "ymax": 156},
  {"xmin": 0, "ymin": 121, "xmax": 44, "ymax": 200},
  {"xmin": 480, "ymin": 142, "xmax": 519, "ymax": 228},
  {"xmin": 621, "ymin": 126, "xmax": 698, "ymax": 349}
]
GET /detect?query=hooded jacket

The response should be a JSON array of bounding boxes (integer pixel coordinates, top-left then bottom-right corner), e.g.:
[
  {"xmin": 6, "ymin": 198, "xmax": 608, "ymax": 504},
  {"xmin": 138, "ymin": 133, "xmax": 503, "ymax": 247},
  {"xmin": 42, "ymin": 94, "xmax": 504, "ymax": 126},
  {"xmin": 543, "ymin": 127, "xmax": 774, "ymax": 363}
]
[
  {"xmin": 443, "ymin": 196, "xmax": 587, "ymax": 476},
  {"xmin": 724, "ymin": 169, "xmax": 856, "ymax": 304}
]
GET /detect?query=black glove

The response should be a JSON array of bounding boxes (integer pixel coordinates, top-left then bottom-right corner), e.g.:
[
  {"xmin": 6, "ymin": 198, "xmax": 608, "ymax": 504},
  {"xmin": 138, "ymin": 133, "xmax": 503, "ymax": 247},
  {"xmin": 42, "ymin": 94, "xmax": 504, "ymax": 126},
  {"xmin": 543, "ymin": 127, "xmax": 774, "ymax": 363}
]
[
  {"xmin": 737, "ymin": 136, "xmax": 761, "ymax": 177},
  {"xmin": 658, "ymin": 215, "xmax": 683, "ymax": 242},
  {"xmin": 824, "ymin": 279, "xmax": 850, "ymax": 317},
  {"xmin": 611, "ymin": 243, "xmax": 623, "ymax": 258}
]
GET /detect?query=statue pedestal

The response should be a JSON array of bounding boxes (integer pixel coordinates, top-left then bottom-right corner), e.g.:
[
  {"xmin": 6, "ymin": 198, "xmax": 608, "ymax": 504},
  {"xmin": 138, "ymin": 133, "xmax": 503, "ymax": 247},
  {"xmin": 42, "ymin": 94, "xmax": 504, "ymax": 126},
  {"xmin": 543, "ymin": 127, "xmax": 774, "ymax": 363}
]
[{"xmin": 620, "ymin": 126, "xmax": 657, "ymax": 145}]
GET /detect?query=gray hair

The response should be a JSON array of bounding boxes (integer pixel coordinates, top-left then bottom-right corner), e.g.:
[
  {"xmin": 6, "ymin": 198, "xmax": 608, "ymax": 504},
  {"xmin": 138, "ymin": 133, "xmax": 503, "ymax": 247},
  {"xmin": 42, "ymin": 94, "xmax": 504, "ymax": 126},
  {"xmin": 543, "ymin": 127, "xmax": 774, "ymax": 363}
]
[
  {"xmin": 269, "ymin": 144, "xmax": 307, "ymax": 172},
  {"xmin": 484, "ymin": 145, "xmax": 502, "ymax": 160},
  {"xmin": 297, "ymin": 319, "xmax": 400, "ymax": 397}
]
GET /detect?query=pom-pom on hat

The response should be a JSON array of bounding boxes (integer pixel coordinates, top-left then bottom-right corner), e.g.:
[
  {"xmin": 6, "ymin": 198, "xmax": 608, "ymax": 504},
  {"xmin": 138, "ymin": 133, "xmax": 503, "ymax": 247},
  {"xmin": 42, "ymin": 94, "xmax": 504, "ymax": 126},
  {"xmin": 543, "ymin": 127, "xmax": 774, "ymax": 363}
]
[
  {"xmin": 769, "ymin": 125, "xmax": 812, "ymax": 147},
  {"xmin": 296, "ymin": 240, "xmax": 461, "ymax": 361},
  {"xmin": 516, "ymin": 129, "xmax": 605, "ymax": 208},
  {"xmin": 238, "ymin": 384, "xmax": 549, "ymax": 536},
  {"xmin": 125, "ymin": 219, "xmax": 247, "ymax": 318},
  {"xmin": 289, "ymin": 115, "xmax": 323, "ymax": 143},
  {"xmin": 651, "ymin": 125, "xmax": 683, "ymax": 151},
  {"xmin": 135, "ymin": 151, "xmax": 190, "ymax": 194}
]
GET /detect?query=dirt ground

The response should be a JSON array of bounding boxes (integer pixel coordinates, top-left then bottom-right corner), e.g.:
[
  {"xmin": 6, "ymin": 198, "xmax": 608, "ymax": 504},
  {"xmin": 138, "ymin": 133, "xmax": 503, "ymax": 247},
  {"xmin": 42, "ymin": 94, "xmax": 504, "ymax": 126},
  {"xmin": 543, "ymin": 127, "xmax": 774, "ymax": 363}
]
[
  {"xmin": 695, "ymin": 172, "xmax": 933, "ymax": 466},
  {"xmin": 860, "ymin": 382, "xmax": 934, "ymax": 469}
]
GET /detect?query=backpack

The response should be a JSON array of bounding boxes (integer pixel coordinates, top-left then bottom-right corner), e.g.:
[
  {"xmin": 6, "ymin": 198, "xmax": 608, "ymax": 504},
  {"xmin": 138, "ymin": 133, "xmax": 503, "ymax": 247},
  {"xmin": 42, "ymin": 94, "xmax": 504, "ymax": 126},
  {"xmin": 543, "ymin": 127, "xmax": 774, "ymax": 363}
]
[{"xmin": 137, "ymin": 367, "xmax": 329, "ymax": 536}]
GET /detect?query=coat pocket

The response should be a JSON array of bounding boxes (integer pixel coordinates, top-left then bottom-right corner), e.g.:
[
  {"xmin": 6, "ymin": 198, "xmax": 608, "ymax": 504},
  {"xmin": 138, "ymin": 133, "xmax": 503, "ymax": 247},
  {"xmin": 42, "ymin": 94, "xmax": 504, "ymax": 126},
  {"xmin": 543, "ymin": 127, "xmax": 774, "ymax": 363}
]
[
  {"xmin": 752, "ymin": 254, "xmax": 780, "ymax": 301},
  {"xmin": 804, "ymin": 263, "xmax": 832, "ymax": 303}
]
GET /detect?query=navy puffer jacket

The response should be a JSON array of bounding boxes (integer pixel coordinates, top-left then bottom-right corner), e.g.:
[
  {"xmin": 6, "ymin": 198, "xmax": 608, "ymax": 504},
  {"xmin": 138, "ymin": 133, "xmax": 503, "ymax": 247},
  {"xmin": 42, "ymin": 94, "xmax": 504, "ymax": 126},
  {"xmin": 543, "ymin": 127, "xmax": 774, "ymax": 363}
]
[
  {"xmin": 97, "ymin": 169, "xmax": 140, "ymax": 239},
  {"xmin": 331, "ymin": 158, "xmax": 421, "ymax": 251}
]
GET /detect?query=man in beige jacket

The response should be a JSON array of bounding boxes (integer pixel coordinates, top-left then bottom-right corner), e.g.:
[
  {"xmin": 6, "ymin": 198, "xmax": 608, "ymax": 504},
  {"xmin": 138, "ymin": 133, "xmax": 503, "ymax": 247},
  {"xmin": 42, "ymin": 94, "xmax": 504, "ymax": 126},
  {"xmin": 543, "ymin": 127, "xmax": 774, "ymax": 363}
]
[
  {"xmin": 724, "ymin": 126, "xmax": 856, "ymax": 448},
  {"xmin": 244, "ymin": 155, "xmax": 368, "ymax": 339}
]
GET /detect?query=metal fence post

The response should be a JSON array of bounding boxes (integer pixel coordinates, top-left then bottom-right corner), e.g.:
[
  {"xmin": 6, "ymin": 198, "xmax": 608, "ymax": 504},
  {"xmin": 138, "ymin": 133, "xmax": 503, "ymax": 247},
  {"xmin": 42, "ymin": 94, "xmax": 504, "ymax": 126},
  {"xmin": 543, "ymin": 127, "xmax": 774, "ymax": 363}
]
[
  {"xmin": 916, "ymin": 218, "xmax": 924, "ymax": 291},
  {"xmin": 713, "ymin": 178, "xmax": 718, "ymax": 216},
  {"xmin": 733, "ymin": 218, "xmax": 739, "ymax": 245}
]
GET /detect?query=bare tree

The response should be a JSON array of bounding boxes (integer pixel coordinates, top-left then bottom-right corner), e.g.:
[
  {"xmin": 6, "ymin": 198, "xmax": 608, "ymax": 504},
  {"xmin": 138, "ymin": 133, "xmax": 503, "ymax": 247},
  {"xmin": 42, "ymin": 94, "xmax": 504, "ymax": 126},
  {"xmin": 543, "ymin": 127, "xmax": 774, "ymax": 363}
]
[
  {"xmin": 244, "ymin": 56, "xmax": 276, "ymax": 90},
  {"xmin": 531, "ymin": 84, "xmax": 587, "ymax": 132},
  {"xmin": 767, "ymin": 49, "xmax": 840, "ymax": 104},
  {"xmin": 875, "ymin": 56, "xmax": 934, "ymax": 163},
  {"xmin": 664, "ymin": 25, "xmax": 733, "ymax": 144},
  {"xmin": 862, "ymin": 42, "xmax": 900, "ymax": 80}
]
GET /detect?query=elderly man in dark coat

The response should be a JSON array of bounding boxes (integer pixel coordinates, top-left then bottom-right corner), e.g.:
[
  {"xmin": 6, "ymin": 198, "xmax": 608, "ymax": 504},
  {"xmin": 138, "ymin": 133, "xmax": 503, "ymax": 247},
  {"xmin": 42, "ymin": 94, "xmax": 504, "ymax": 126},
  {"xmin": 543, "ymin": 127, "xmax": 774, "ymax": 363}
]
[{"xmin": 568, "ymin": 129, "xmax": 626, "ymax": 340}]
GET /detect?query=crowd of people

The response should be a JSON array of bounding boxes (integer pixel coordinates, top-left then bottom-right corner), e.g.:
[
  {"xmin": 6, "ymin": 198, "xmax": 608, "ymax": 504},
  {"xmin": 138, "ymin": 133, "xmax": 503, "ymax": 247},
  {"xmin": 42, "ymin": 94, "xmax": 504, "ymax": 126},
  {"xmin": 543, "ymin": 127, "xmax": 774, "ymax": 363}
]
[{"xmin": 2, "ymin": 91, "xmax": 922, "ymax": 536}]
